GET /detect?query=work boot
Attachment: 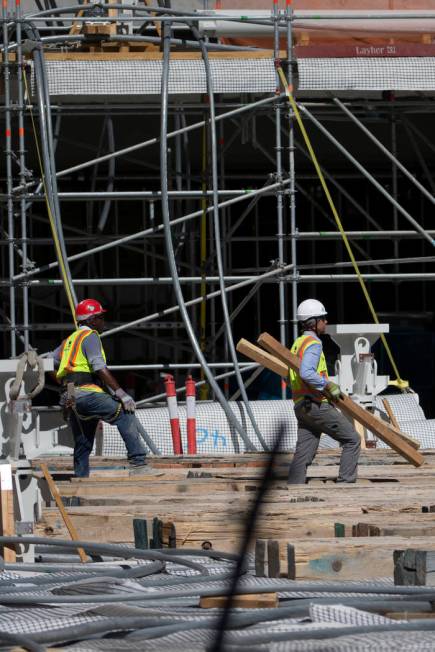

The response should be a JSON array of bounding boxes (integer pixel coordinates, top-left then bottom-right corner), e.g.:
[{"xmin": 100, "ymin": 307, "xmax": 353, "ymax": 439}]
[{"xmin": 128, "ymin": 459, "xmax": 163, "ymax": 476}]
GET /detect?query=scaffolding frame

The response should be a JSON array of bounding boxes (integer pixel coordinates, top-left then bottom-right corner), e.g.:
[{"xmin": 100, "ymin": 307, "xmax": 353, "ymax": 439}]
[{"xmin": 2, "ymin": 2, "xmax": 435, "ymax": 418}]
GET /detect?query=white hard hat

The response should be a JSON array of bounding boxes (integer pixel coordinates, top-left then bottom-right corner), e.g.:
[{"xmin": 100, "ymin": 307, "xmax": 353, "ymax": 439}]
[{"xmin": 296, "ymin": 299, "xmax": 327, "ymax": 322}]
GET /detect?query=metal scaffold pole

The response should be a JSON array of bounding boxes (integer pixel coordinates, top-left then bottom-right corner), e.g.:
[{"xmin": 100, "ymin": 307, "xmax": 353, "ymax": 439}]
[
  {"xmin": 2, "ymin": 0, "xmax": 17, "ymax": 356},
  {"xmin": 286, "ymin": 0, "xmax": 297, "ymax": 342},
  {"xmin": 15, "ymin": 0, "xmax": 30, "ymax": 350},
  {"xmin": 273, "ymin": 0, "xmax": 287, "ymax": 400}
]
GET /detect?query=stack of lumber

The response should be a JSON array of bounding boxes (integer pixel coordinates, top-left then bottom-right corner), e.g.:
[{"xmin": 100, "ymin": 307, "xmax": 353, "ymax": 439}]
[{"xmin": 33, "ymin": 449, "xmax": 435, "ymax": 581}]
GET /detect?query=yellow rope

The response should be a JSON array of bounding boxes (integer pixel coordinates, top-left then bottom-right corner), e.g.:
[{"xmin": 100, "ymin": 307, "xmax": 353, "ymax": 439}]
[
  {"xmin": 276, "ymin": 66, "xmax": 408, "ymax": 390},
  {"xmin": 199, "ymin": 123, "xmax": 208, "ymax": 400},
  {"xmin": 23, "ymin": 70, "xmax": 77, "ymax": 328}
]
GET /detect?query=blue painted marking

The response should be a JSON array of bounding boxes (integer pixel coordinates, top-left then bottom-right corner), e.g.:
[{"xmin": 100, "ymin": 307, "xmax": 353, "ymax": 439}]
[
  {"xmin": 196, "ymin": 427, "xmax": 209, "ymax": 444},
  {"xmin": 212, "ymin": 430, "xmax": 227, "ymax": 448}
]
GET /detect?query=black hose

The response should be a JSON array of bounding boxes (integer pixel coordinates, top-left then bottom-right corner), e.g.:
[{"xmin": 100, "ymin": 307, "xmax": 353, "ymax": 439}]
[{"xmin": 211, "ymin": 424, "xmax": 285, "ymax": 652}]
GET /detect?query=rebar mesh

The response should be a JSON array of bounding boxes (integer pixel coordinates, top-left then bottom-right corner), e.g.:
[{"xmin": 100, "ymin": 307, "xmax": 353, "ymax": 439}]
[
  {"xmin": 31, "ymin": 58, "xmax": 276, "ymax": 96},
  {"xmin": 298, "ymin": 57, "xmax": 435, "ymax": 91}
]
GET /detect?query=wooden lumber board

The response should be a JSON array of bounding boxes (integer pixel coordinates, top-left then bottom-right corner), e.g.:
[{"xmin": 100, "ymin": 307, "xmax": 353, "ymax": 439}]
[
  {"xmin": 69, "ymin": 0, "xmax": 89, "ymax": 35},
  {"xmin": 200, "ymin": 593, "xmax": 279, "ymax": 609},
  {"xmin": 383, "ymin": 398, "xmax": 400, "ymax": 430},
  {"xmin": 40, "ymin": 503, "xmax": 435, "ymax": 525},
  {"xmin": 46, "ymin": 477, "xmax": 435, "ymax": 505},
  {"xmin": 353, "ymin": 418, "xmax": 367, "ymax": 449},
  {"xmin": 62, "ymin": 466, "xmax": 435, "ymax": 484},
  {"xmin": 242, "ymin": 334, "xmax": 424, "ymax": 467},
  {"xmin": 38, "ymin": 518, "xmax": 435, "ymax": 550},
  {"xmin": 35, "ymin": 464, "xmax": 435, "ymax": 486},
  {"xmin": 394, "ymin": 549, "xmax": 435, "ymax": 586},
  {"xmin": 35, "ymin": 515, "xmax": 435, "ymax": 579},
  {"xmin": 353, "ymin": 522, "xmax": 435, "ymax": 538},
  {"xmin": 41, "ymin": 50, "xmax": 281, "ymax": 62},
  {"xmin": 70, "ymin": 487, "xmax": 435, "ymax": 507},
  {"xmin": 38, "ymin": 503, "xmax": 435, "ymax": 545},
  {"xmin": 71, "ymin": 497, "xmax": 435, "ymax": 516},
  {"xmin": 272, "ymin": 536, "xmax": 435, "ymax": 580},
  {"xmin": 40, "ymin": 463, "xmax": 88, "ymax": 563},
  {"xmin": 32, "ymin": 450, "xmax": 435, "ymax": 472},
  {"xmin": 0, "ymin": 464, "xmax": 16, "ymax": 562}
]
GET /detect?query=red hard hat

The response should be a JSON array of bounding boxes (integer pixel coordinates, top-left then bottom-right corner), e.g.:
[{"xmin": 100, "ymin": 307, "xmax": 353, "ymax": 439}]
[{"xmin": 75, "ymin": 299, "xmax": 106, "ymax": 322}]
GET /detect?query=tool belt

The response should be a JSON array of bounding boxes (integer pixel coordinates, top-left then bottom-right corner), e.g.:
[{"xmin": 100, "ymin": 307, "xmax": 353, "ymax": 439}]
[
  {"xmin": 61, "ymin": 381, "xmax": 77, "ymax": 422},
  {"xmin": 61, "ymin": 372, "xmax": 102, "ymax": 388}
]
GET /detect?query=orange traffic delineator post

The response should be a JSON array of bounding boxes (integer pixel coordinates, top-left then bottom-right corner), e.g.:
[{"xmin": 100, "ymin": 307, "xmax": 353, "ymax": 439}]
[
  {"xmin": 185, "ymin": 375, "xmax": 197, "ymax": 455},
  {"xmin": 164, "ymin": 374, "xmax": 183, "ymax": 455}
]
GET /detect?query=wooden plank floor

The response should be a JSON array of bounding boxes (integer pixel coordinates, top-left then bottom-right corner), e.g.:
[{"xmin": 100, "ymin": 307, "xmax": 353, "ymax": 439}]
[{"xmin": 33, "ymin": 450, "xmax": 435, "ymax": 581}]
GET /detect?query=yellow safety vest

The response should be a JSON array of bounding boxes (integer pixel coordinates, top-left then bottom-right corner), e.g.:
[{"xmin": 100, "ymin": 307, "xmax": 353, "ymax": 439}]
[
  {"xmin": 289, "ymin": 334, "xmax": 329, "ymax": 406},
  {"xmin": 56, "ymin": 328, "xmax": 106, "ymax": 393}
]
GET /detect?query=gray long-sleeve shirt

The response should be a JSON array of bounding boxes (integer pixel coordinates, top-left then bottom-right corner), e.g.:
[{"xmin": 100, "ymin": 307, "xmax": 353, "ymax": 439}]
[{"xmin": 299, "ymin": 330, "xmax": 328, "ymax": 391}]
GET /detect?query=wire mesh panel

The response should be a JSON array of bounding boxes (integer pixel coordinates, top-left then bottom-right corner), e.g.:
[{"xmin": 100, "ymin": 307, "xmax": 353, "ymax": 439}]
[
  {"xmin": 298, "ymin": 57, "xmax": 435, "ymax": 91},
  {"xmin": 374, "ymin": 392, "xmax": 434, "ymax": 449},
  {"xmin": 102, "ymin": 399, "xmax": 340, "ymax": 456},
  {"xmin": 33, "ymin": 58, "xmax": 276, "ymax": 96},
  {"xmin": 375, "ymin": 392, "xmax": 425, "ymax": 423},
  {"xmin": 102, "ymin": 393, "xmax": 435, "ymax": 457}
]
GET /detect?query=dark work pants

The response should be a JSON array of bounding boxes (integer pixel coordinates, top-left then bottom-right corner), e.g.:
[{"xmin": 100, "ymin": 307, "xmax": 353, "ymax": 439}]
[
  {"xmin": 70, "ymin": 391, "xmax": 146, "ymax": 477},
  {"xmin": 288, "ymin": 400, "xmax": 361, "ymax": 485}
]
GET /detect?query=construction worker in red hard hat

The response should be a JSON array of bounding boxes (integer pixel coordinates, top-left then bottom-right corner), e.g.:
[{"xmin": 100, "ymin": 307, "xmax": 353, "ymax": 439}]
[
  {"xmin": 288, "ymin": 299, "xmax": 361, "ymax": 485},
  {"xmin": 49, "ymin": 299, "xmax": 147, "ymax": 477}
]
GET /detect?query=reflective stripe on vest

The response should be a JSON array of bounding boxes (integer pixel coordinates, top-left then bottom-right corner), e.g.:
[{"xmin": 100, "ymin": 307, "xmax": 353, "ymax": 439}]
[
  {"xmin": 289, "ymin": 334, "xmax": 329, "ymax": 405},
  {"xmin": 56, "ymin": 328, "xmax": 106, "ymax": 386}
]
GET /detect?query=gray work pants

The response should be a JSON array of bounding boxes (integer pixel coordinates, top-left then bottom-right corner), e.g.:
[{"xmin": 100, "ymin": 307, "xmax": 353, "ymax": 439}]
[{"xmin": 288, "ymin": 400, "xmax": 361, "ymax": 484}]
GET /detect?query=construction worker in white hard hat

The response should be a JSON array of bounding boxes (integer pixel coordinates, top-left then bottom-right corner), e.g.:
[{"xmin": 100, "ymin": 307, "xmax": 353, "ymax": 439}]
[
  {"xmin": 49, "ymin": 299, "xmax": 147, "ymax": 477},
  {"xmin": 288, "ymin": 299, "xmax": 361, "ymax": 484}
]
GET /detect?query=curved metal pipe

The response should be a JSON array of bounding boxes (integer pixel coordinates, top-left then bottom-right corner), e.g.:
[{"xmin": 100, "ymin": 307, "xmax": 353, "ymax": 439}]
[
  {"xmin": 159, "ymin": 21, "xmax": 255, "ymax": 453},
  {"xmin": 27, "ymin": 23, "xmax": 78, "ymax": 309},
  {"xmin": 0, "ymin": 631, "xmax": 45, "ymax": 652},
  {"xmin": 97, "ymin": 116, "xmax": 115, "ymax": 232},
  {"xmin": 0, "ymin": 535, "xmax": 212, "ymax": 574},
  {"xmin": 191, "ymin": 23, "xmax": 268, "ymax": 451}
]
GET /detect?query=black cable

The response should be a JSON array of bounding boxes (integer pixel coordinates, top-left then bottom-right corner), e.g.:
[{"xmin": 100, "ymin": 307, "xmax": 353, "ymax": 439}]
[{"xmin": 211, "ymin": 423, "xmax": 285, "ymax": 652}]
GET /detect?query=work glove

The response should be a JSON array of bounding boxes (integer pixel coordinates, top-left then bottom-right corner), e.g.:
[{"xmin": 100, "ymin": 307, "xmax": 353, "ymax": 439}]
[
  {"xmin": 115, "ymin": 388, "xmax": 136, "ymax": 413},
  {"xmin": 324, "ymin": 381, "xmax": 342, "ymax": 403}
]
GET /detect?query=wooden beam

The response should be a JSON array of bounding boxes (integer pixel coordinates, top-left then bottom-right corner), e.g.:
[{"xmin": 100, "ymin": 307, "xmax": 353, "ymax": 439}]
[
  {"xmin": 133, "ymin": 518, "xmax": 148, "ymax": 549},
  {"xmin": 69, "ymin": 0, "xmax": 89, "ymax": 35},
  {"xmin": 252, "ymin": 333, "xmax": 424, "ymax": 468},
  {"xmin": 267, "ymin": 539, "xmax": 281, "ymax": 578},
  {"xmin": 40, "ymin": 463, "xmax": 88, "ymax": 563},
  {"xmin": 382, "ymin": 398, "xmax": 400, "ymax": 430},
  {"xmin": 41, "ymin": 50, "xmax": 279, "ymax": 62},
  {"xmin": 353, "ymin": 418, "xmax": 367, "ymax": 450},
  {"xmin": 255, "ymin": 539, "xmax": 267, "ymax": 577},
  {"xmin": 0, "ymin": 464, "xmax": 16, "ymax": 562},
  {"xmin": 394, "ymin": 549, "xmax": 430, "ymax": 586},
  {"xmin": 200, "ymin": 593, "xmax": 278, "ymax": 609},
  {"xmin": 236, "ymin": 338, "xmax": 287, "ymax": 378}
]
